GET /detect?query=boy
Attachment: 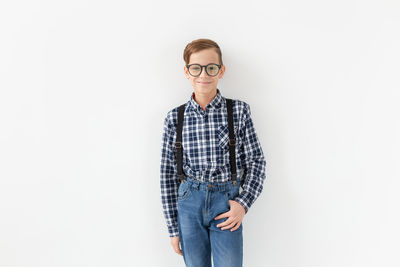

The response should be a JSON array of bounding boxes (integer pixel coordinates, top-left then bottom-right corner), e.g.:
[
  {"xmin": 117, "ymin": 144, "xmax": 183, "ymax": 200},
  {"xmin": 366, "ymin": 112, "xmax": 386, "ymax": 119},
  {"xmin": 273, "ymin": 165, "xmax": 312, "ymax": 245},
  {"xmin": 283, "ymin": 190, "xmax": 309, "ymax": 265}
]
[{"xmin": 160, "ymin": 38, "xmax": 266, "ymax": 267}]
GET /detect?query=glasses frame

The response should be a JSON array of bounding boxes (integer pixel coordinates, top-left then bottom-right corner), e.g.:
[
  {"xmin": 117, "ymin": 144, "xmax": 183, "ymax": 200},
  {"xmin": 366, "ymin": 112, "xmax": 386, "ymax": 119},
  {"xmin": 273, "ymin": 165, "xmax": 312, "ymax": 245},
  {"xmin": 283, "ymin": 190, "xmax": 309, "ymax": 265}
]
[{"xmin": 186, "ymin": 63, "xmax": 222, "ymax": 77}]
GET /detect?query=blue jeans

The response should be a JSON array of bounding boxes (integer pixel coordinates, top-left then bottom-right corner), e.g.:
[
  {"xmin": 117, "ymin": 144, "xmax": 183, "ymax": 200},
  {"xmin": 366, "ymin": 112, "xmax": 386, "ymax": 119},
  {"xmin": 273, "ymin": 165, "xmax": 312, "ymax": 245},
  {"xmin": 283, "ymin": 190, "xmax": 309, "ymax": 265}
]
[{"xmin": 177, "ymin": 176, "xmax": 243, "ymax": 267}]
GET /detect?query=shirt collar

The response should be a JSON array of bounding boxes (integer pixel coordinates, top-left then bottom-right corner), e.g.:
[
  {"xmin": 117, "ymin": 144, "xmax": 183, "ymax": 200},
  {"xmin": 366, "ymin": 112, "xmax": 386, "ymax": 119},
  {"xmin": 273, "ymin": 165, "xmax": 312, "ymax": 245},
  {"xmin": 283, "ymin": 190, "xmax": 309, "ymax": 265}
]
[{"xmin": 189, "ymin": 88, "xmax": 224, "ymax": 114}]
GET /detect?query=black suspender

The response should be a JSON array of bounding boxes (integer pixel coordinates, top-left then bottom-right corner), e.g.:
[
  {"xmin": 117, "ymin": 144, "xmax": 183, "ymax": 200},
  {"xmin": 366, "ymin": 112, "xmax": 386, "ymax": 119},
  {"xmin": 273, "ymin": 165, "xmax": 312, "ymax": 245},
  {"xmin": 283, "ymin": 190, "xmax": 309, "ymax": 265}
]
[
  {"xmin": 226, "ymin": 98, "xmax": 237, "ymax": 184},
  {"xmin": 174, "ymin": 98, "xmax": 237, "ymax": 185},
  {"xmin": 175, "ymin": 103, "xmax": 185, "ymax": 182}
]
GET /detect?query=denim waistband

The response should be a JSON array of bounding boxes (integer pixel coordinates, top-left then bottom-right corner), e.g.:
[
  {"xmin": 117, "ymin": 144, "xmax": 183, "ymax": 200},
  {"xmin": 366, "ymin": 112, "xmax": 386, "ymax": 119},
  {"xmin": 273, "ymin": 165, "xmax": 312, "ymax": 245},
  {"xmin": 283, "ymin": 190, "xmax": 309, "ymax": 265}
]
[{"xmin": 183, "ymin": 176, "xmax": 240, "ymax": 192}]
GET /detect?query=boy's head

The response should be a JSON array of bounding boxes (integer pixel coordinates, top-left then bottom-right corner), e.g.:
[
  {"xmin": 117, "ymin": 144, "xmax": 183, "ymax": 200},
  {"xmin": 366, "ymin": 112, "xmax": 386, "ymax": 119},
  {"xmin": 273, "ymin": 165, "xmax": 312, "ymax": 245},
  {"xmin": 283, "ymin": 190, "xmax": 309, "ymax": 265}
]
[{"xmin": 183, "ymin": 38, "xmax": 225, "ymax": 96}]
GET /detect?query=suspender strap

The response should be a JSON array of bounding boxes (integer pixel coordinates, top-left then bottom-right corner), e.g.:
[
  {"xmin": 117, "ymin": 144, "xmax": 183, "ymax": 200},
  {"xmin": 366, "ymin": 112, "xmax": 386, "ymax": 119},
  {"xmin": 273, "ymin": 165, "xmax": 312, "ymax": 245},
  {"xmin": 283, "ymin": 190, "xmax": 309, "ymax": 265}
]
[
  {"xmin": 175, "ymin": 103, "xmax": 186, "ymax": 183},
  {"xmin": 226, "ymin": 98, "xmax": 238, "ymax": 185}
]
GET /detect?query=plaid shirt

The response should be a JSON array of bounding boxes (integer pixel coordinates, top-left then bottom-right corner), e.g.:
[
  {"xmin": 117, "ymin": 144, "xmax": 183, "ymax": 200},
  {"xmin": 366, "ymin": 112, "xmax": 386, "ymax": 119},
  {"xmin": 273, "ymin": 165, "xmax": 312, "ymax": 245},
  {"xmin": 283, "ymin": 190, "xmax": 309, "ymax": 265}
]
[{"xmin": 160, "ymin": 88, "xmax": 267, "ymax": 237}]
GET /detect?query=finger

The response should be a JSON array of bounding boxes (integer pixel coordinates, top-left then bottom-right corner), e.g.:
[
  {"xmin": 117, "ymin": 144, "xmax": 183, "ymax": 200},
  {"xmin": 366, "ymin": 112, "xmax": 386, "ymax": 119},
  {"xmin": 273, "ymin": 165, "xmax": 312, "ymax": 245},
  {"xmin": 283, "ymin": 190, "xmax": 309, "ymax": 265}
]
[
  {"xmin": 214, "ymin": 211, "xmax": 229, "ymax": 221},
  {"xmin": 173, "ymin": 243, "xmax": 183, "ymax": 256},
  {"xmin": 221, "ymin": 221, "xmax": 237, "ymax": 230},
  {"xmin": 178, "ymin": 243, "xmax": 183, "ymax": 256},
  {"xmin": 216, "ymin": 217, "xmax": 232, "ymax": 227},
  {"xmin": 230, "ymin": 222, "xmax": 241, "ymax": 231},
  {"xmin": 175, "ymin": 247, "xmax": 183, "ymax": 256}
]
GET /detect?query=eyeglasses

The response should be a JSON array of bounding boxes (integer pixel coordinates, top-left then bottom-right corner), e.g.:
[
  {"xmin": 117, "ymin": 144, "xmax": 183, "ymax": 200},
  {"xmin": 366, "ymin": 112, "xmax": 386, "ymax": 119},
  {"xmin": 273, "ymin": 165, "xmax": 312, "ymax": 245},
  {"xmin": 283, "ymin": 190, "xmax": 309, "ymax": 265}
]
[{"xmin": 186, "ymin": 63, "xmax": 222, "ymax": 77}]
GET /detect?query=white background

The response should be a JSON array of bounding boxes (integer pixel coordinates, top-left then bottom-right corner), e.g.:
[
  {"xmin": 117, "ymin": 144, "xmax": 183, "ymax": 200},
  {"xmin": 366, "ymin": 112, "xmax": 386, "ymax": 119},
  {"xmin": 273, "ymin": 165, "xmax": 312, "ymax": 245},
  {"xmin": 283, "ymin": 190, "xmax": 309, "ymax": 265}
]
[{"xmin": 1, "ymin": 0, "xmax": 399, "ymax": 266}]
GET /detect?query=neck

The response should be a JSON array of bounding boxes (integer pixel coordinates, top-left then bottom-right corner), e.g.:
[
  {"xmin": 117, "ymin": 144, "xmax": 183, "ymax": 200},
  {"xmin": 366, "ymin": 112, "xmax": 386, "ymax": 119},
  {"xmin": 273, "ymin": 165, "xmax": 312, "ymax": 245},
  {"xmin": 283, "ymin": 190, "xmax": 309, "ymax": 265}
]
[{"xmin": 193, "ymin": 88, "xmax": 218, "ymax": 111}]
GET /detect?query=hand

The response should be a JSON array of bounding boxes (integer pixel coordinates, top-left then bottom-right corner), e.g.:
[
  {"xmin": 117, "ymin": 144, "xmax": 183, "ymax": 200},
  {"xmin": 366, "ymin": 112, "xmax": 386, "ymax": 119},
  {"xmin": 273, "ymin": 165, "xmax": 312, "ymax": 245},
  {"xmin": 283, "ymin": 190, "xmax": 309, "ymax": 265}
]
[
  {"xmin": 214, "ymin": 200, "xmax": 246, "ymax": 231},
  {"xmin": 170, "ymin": 236, "xmax": 183, "ymax": 256}
]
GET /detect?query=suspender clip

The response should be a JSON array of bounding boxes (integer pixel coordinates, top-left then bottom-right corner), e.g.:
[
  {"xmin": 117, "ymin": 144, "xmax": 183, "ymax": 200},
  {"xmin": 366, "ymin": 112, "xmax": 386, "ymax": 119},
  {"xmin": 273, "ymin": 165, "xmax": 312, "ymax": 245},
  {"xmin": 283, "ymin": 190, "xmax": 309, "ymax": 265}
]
[
  {"xmin": 177, "ymin": 174, "xmax": 186, "ymax": 183},
  {"xmin": 229, "ymin": 138, "xmax": 236, "ymax": 146},
  {"xmin": 175, "ymin": 142, "xmax": 182, "ymax": 148}
]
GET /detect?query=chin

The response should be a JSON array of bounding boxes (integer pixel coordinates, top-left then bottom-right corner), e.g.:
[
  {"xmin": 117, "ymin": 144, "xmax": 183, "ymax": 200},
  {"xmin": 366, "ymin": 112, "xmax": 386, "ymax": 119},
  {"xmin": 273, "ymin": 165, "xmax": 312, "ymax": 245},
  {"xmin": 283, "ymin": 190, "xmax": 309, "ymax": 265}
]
[{"xmin": 195, "ymin": 84, "xmax": 214, "ymax": 92}]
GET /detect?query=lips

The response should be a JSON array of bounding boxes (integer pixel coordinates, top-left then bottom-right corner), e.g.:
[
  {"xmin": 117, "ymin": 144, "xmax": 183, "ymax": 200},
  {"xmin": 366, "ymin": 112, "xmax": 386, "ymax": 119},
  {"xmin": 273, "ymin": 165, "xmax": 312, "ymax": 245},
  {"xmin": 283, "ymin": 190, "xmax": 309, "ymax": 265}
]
[{"xmin": 198, "ymin": 81, "xmax": 211, "ymax": 84}]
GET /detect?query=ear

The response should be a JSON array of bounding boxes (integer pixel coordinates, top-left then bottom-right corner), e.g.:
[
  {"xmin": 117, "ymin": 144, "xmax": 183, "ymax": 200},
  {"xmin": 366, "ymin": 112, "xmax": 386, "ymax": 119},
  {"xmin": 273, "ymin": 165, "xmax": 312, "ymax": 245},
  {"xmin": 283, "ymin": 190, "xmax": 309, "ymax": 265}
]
[
  {"xmin": 184, "ymin": 65, "xmax": 190, "ymax": 78},
  {"xmin": 218, "ymin": 65, "xmax": 226, "ymax": 78}
]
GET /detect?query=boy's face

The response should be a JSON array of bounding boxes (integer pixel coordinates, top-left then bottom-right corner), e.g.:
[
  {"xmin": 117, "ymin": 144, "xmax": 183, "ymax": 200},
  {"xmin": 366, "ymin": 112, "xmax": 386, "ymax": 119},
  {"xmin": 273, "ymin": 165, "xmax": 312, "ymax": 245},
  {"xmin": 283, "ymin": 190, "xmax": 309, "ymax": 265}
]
[{"xmin": 184, "ymin": 48, "xmax": 225, "ymax": 95}]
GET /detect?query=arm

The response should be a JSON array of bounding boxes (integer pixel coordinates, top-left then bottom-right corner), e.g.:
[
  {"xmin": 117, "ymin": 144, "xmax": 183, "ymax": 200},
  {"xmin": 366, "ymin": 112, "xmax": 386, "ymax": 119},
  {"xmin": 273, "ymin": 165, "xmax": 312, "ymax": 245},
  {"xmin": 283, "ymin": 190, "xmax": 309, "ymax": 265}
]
[
  {"xmin": 160, "ymin": 112, "xmax": 180, "ymax": 237},
  {"xmin": 234, "ymin": 103, "xmax": 267, "ymax": 213}
]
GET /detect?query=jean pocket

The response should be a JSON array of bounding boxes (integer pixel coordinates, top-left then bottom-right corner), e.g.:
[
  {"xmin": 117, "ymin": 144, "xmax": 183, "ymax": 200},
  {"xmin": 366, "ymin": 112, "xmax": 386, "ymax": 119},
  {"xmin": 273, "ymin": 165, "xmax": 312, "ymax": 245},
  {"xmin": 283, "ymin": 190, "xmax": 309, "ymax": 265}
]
[{"xmin": 178, "ymin": 181, "xmax": 192, "ymax": 201}]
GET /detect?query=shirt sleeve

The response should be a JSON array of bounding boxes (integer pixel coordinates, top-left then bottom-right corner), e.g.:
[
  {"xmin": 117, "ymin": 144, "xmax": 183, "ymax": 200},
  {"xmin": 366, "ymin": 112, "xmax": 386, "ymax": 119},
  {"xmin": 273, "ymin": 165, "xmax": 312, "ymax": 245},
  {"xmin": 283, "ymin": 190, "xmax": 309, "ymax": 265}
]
[
  {"xmin": 160, "ymin": 112, "xmax": 180, "ymax": 237},
  {"xmin": 234, "ymin": 103, "xmax": 267, "ymax": 213}
]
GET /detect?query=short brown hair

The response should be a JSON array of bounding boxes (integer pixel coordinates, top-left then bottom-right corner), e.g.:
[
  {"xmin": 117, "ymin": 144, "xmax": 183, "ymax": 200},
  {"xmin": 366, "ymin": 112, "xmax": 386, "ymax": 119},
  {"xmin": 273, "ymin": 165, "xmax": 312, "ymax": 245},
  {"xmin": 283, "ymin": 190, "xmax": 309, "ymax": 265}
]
[{"xmin": 183, "ymin": 38, "xmax": 223, "ymax": 66}]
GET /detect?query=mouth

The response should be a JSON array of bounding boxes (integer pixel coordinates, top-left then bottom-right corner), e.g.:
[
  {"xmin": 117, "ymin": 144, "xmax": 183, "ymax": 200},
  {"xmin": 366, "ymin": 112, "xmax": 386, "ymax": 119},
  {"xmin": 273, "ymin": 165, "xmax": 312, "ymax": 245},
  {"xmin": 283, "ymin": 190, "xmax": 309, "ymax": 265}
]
[{"xmin": 197, "ymin": 81, "xmax": 211, "ymax": 84}]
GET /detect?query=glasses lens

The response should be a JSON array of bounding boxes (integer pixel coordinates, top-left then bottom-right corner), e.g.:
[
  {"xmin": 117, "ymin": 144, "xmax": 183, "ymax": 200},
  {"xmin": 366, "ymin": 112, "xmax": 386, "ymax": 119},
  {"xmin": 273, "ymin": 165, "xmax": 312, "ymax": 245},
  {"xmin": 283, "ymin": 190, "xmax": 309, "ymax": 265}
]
[
  {"xmin": 206, "ymin": 64, "xmax": 220, "ymax": 76},
  {"xmin": 188, "ymin": 65, "xmax": 201, "ymax": 76}
]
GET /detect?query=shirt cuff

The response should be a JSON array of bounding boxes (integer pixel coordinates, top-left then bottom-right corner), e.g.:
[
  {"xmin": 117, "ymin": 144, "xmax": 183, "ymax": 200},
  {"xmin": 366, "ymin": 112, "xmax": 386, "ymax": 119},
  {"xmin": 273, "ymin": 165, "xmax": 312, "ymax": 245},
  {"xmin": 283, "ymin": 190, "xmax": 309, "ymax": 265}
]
[
  {"xmin": 234, "ymin": 190, "xmax": 256, "ymax": 214},
  {"xmin": 168, "ymin": 224, "xmax": 179, "ymax": 237}
]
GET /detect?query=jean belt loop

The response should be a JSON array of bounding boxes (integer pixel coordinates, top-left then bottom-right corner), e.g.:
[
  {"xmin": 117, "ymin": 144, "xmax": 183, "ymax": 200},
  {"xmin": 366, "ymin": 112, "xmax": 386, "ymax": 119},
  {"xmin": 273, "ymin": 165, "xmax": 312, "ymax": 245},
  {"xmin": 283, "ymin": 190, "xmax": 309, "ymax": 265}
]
[{"xmin": 194, "ymin": 181, "xmax": 199, "ymax": 190}]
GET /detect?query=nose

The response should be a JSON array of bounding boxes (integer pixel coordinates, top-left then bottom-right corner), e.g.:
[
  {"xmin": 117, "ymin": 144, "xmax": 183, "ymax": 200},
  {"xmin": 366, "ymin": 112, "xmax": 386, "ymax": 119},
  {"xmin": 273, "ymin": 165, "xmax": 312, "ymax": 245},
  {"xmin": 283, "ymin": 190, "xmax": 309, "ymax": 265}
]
[{"xmin": 199, "ymin": 66, "xmax": 209, "ymax": 77}]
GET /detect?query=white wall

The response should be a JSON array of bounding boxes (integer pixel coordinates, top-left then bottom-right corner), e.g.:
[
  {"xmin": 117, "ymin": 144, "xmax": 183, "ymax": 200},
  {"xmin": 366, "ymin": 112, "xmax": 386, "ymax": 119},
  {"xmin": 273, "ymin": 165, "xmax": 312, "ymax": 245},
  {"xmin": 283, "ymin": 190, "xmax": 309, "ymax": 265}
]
[{"xmin": 0, "ymin": 0, "xmax": 399, "ymax": 266}]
